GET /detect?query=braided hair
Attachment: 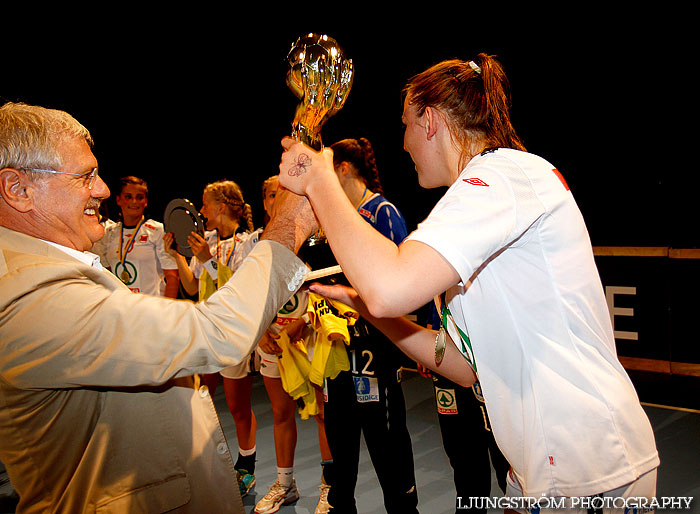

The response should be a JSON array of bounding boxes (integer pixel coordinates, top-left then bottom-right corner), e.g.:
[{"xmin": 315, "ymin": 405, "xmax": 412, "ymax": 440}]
[
  {"xmin": 203, "ymin": 179, "xmax": 254, "ymax": 232},
  {"xmin": 330, "ymin": 138, "xmax": 384, "ymax": 195}
]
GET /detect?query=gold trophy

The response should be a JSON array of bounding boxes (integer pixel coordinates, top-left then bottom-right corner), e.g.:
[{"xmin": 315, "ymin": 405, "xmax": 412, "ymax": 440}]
[
  {"xmin": 287, "ymin": 33, "xmax": 354, "ymax": 151},
  {"xmin": 287, "ymin": 33, "xmax": 353, "ymax": 279}
]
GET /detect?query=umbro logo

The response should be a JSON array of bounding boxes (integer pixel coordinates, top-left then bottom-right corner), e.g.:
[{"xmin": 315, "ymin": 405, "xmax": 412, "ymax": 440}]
[{"xmin": 463, "ymin": 178, "xmax": 489, "ymax": 187}]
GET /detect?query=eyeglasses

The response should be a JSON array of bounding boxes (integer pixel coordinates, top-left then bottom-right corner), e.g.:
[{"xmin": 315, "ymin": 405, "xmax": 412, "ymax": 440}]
[{"xmin": 18, "ymin": 167, "xmax": 99, "ymax": 190}]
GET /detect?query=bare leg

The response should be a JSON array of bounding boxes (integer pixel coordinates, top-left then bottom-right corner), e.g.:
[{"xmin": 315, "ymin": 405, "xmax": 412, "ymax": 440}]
[
  {"xmin": 263, "ymin": 376, "xmax": 297, "ymax": 467},
  {"xmin": 223, "ymin": 376, "xmax": 257, "ymax": 451}
]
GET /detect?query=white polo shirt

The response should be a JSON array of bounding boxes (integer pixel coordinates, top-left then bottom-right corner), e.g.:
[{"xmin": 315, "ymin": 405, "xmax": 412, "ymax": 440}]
[
  {"xmin": 96, "ymin": 219, "xmax": 176, "ymax": 296},
  {"xmin": 407, "ymin": 148, "xmax": 659, "ymax": 498},
  {"xmin": 189, "ymin": 229, "xmax": 260, "ymax": 282}
]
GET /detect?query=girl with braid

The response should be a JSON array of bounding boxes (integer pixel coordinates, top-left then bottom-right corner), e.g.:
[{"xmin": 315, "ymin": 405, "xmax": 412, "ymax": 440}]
[{"xmin": 164, "ymin": 179, "xmax": 261, "ymax": 499}]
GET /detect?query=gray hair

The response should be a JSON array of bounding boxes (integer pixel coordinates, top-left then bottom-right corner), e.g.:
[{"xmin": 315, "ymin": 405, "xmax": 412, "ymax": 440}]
[{"xmin": 0, "ymin": 102, "xmax": 93, "ymax": 177}]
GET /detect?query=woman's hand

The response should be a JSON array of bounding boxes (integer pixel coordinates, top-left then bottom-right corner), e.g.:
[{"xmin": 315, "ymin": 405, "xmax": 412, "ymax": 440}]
[
  {"xmin": 163, "ymin": 232, "xmax": 178, "ymax": 257},
  {"xmin": 278, "ymin": 137, "xmax": 335, "ymax": 195},
  {"xmin": 187, "ymin": 232, "xmax": 213, "ymax": 263},
  {"xmin": 258, "ymin": 331, "xmax": 283, "ymax": 355},
  {"xmin": 308, "ymin": 282, "xmax": 368, "ymax": 318}
]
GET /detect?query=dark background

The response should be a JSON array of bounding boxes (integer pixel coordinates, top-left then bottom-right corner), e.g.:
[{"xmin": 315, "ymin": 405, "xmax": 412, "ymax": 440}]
[{"xmin": 1, "ymin": 15, "xmax": 688, "ymax": 248}]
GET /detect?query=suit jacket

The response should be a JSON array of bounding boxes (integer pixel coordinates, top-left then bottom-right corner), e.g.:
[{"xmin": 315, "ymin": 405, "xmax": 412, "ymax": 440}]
[{"xmin": 0, "ymin": 226, "xmax": 308, "ymax": 513}]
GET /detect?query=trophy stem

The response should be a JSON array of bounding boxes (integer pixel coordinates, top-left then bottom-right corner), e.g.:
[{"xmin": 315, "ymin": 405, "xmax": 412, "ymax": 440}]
[{"xmin": 292, "ymin": 124, "xmax": 323, "ymax": 151}]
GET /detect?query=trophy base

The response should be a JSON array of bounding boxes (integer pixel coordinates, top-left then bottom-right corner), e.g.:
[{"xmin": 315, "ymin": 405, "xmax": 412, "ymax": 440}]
[{"xmin": 298, "ymin": 238, "xmax": 347, "ymax": 285}]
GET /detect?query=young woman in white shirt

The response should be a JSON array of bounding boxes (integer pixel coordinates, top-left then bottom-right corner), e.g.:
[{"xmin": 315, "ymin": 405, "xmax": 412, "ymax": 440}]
[
  {"xmin": 278, "ymin": 54, "xmax": 659, "ymax": 511},
  {"xmin": 164, "ymin": 179, "xmax": 260, "ymax": 497}
]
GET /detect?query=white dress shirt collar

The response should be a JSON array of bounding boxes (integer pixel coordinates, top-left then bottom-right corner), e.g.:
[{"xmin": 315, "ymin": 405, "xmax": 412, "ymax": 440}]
[{"xmin": 44, "ymin": 240, "xmax": 104, "ymax": 270}]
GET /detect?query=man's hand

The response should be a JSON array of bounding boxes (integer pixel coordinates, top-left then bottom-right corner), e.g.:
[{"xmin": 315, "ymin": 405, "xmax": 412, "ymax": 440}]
[{"xmin": 260, "ymin": 186, "xmax": 318, "ymax": 254}]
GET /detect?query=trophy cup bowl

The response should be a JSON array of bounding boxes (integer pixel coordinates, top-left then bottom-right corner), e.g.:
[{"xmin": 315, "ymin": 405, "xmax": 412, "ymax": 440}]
[
  {"xmin": 286, "ymin": 33, "xmax": 354, "ymax": 280},
  {"xmin": 287, "ymin": 33, "xmax": 354, "ymax": 151}
]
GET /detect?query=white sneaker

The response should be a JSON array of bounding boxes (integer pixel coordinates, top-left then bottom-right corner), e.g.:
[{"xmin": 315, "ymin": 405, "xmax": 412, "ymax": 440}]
[
  {"xmin": 315, "ymin": 483, "xmax": 331, "ymax": 514},
  {"xmin": 254, "ymin": 479, "xmax": 300, "ymax": 514}
]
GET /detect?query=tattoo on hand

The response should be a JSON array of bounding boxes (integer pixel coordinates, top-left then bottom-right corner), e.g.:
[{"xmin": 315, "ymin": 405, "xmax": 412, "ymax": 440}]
[{"xmin": 288, "ymin": 153, "xmax": 311, "ymax": 176}]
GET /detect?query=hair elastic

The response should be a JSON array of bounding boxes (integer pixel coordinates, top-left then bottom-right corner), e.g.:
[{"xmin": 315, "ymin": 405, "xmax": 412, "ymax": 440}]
[{"xmin": 468, "ymin": 60, "xmax": 482, "ymax": 74}]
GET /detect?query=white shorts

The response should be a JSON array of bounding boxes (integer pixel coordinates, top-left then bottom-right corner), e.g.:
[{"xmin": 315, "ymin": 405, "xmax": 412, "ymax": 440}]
[
  {"xmin": 219, "ymin": 347, "xmax": 281, "ymax": 379},
  {"xmin": 257, "ymin": 348, "xmax": 281, "ymax": 379},
  {"xmin": 504, "ymin": 467, "xmax": 658, "ymax": 513}
]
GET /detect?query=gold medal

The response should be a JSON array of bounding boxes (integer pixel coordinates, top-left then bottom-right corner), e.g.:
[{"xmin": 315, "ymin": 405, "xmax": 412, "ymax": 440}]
[
  {"xmin": 120, "ymin": 269, "xmax": 131, "ymax": 283},
  {"xmin": 435, "ymin": 327, "xmax": 446, "ymax": 365}
]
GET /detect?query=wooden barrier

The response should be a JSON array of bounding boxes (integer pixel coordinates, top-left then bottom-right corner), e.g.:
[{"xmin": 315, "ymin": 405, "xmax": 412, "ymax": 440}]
[{"xmin": 593, "ymin": 247, "xmax": 700, "ymax": 377}]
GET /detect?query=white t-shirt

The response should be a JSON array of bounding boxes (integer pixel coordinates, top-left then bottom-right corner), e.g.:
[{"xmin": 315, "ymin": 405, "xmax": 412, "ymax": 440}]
[
  {"xmin": 95, "ymin": 219, "xmax": 177, "ymax": 296},
  {"xmin": 407, "ymin": 148, "xmax": 659, "ymax": 498},
  {"xmin": 189, "ymin": 229, "xmax": 260, "ymax": 380},
  {"xmin": 189, "ymin": 229, "xmax": 260, "ymax": 282}
]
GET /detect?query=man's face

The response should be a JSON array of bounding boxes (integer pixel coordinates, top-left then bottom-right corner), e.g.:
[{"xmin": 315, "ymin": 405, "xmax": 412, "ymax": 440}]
[{"xmin": 30, "ymin": 137, "xmax": 110, "ymax": 251}]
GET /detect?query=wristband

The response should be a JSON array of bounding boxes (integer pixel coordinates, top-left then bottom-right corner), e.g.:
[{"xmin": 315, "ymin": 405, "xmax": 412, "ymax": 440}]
[{"xmin": 203, "ymin": 258, "xmax": 218, "ymax": 281}]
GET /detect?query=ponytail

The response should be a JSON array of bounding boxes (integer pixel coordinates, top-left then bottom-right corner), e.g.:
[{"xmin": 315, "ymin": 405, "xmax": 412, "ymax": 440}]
[
  {"xmin": 330, "ymin": 137, "xmax": 384, "ymax": 195},
  {"xmin": 404, "ymin": 53, "xmax": 525, "ymax": 168}
]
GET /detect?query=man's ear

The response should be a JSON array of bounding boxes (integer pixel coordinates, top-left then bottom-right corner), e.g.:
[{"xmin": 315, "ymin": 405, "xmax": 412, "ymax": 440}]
[{"xmin": 0, "ymin": 168, "xmax": 35, "ymax": 213}]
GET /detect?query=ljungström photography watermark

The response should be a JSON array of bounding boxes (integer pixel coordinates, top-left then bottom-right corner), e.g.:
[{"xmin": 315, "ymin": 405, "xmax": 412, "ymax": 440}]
[{"xmin": 457, "ymin": 496, "xmax": 694, "ymax": 511}]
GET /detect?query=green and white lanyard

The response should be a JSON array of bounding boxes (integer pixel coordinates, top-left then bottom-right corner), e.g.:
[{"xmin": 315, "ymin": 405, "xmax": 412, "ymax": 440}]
[{"xmin": 435, "ymin": 292, "xmax": 477, "ymax": 374}]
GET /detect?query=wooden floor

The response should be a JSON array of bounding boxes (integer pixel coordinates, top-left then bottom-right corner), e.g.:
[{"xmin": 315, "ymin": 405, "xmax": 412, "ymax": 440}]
[
  {"xmin": 1, "ymin": 372, "xmax": 698, "ymax": 513},
  {"xmin": 224, "ymin": 371, "xmax": 700, "ymax": 514}
]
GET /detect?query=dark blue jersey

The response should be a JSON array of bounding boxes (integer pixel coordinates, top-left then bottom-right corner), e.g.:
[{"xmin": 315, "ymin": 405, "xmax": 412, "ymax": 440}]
[
  {"xmin": 357, "ymin": 193, "xmax": 408, "ymax": 245},
  {"xmin": 349, "ymin": 192, "xmax": 412, "ymax": 378}
]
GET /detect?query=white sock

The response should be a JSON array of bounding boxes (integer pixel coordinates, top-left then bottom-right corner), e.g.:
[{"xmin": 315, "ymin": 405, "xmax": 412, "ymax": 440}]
[
  {"xmin": 238, "ymin": 446, "xmax": 256, "ymax": 457},
  {"xmin": 277, "ymin": 467, "xmax": 294, "ymax": 488}
]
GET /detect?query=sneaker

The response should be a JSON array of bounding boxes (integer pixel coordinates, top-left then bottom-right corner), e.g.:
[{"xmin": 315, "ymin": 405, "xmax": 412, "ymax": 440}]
[
  {"xmin": 236, "ymin": 469, "xmax": 256, "ymax": 498},
  {"xmin": 254, "ymin": 479, "xmax": 300, "ymax": 514},
  {"xmin": 315, "ymin": 483, "xmax": 331, "ymax": 514}
]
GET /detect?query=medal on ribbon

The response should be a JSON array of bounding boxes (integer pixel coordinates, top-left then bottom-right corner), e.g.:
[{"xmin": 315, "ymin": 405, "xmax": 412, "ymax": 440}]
[
  {"xmin": 435, "ymin": 326, "xmax": 447, "ymax": 365},
  {"xmin": 435, "ymin": 293, "xmax": 477, "ymax": 373},
  {"xmin": 118, "ymin": 217, "xmax": 145, "ymax": 284}
]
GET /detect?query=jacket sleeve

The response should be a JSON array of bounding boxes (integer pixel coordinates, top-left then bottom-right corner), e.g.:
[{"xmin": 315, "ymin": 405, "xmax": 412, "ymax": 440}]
[{"xmin": 0, "ymin": 240, "xmax": 308, "ymax": 388}]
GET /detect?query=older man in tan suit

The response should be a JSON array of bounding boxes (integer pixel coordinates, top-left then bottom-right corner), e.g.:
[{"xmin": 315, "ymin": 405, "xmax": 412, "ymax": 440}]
[{"xmin": 0, "ymin": 102, "xmax": 317, "ymax": 513}]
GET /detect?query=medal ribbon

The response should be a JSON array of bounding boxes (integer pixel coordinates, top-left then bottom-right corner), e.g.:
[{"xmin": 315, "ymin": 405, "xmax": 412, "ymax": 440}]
[
  {"xmin": 440, "ymin": 292, "xmax": 477, "ymax": 373},
  {"xmin": 355, "ymin": 186, "xmax": 371, "ymax": 211},
  {"xmin": 118, "ymin": 216, "xmax": 146, "ymax": 267},
  {"xmin": 216, "ymin": 234, "xmax": 237, "ymax": 269}
]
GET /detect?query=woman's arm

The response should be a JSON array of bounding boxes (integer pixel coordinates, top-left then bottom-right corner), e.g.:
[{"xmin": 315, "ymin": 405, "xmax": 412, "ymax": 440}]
[
  {"xmin": 309, "ymin": 283, "xmax": 476, "ymax": 387},
  {"xmin": 163, "ymin": 269, "xmax": 180, "ymax": 299},
  {"xmin": 163, "ymin": 232, "xmax": 199, "ymax": 296},
  {"xmin": 279, "ymin": 138, "xmax": 459, "ymax": 318}
]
